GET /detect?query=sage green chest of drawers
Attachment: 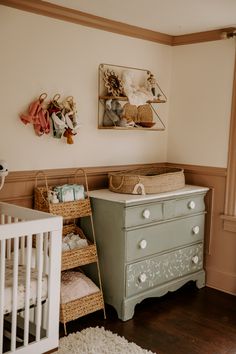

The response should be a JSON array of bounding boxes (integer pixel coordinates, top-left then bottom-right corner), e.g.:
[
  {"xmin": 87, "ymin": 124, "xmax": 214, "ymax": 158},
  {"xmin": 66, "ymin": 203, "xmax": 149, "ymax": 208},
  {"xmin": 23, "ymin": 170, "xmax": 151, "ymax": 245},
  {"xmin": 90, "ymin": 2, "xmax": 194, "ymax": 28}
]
[{"xmin": 88, "ymin": 185, "xmax": 209, "ymax": 321}]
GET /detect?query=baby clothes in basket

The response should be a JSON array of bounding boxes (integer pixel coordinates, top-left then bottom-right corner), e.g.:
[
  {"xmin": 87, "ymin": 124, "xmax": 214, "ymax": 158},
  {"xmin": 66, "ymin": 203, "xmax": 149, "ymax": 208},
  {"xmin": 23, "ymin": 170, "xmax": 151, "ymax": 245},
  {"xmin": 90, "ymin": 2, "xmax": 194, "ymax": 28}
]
[{"xmin": 62, "ymin": 232, "xmax": 88, "ymax": 252}]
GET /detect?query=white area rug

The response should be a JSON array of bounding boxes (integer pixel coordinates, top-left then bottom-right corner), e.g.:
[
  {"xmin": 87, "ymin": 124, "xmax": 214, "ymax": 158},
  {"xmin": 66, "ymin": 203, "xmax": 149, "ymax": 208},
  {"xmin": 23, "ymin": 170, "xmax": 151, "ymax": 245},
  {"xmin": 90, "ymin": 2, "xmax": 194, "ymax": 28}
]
[{"xmin": 56, "ymin": 326, "xmax": 156, "ymax": 354}]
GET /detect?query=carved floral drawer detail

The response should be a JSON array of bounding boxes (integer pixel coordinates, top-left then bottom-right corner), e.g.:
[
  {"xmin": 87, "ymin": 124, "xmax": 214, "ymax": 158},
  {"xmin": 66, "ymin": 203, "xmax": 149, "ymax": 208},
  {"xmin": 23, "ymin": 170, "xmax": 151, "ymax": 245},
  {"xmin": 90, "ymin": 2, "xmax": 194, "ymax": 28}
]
[{"xmin": 126, "ymin": 244, "xmax": 203, "ymax": 297}]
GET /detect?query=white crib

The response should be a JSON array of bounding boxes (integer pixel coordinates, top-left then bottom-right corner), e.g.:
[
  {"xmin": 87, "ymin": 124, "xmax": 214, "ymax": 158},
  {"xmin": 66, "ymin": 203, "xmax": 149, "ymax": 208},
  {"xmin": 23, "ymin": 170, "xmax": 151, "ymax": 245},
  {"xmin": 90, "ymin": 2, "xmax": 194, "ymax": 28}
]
[{"xmin": 0, "ymin": 202, "xmax": 62, "ymax": 354}]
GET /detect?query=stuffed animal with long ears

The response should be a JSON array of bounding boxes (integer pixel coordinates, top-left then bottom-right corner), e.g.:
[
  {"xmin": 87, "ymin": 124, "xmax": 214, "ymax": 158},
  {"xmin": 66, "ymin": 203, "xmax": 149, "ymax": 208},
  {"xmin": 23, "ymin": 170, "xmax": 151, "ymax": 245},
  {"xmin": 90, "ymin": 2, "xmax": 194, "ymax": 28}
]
[{"xmin": 20, "ymin": 93, "xmax": 50, "ymax": 136}]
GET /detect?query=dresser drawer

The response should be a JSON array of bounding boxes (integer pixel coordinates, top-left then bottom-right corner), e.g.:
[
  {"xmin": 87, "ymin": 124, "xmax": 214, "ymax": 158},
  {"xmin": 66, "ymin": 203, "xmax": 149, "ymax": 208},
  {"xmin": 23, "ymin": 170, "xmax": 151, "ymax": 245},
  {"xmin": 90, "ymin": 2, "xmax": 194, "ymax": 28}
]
[
  {"xmin": 124, "ymin": 194, "xmax": 206, "ymax": 228},
  {"xmin": 126, "ymin": 213, "xmax": 205, "ymax": 262},
  {"xmin": 124, "ymin": 202, "xmax": 163, "ymax": 228},
  {"xmin": 174, "ymin": 194, "xmax": 205, "ymax": 218},
  {"xmin": 126, "ymin": 243, "xmax": 203, "ymax": 297}
]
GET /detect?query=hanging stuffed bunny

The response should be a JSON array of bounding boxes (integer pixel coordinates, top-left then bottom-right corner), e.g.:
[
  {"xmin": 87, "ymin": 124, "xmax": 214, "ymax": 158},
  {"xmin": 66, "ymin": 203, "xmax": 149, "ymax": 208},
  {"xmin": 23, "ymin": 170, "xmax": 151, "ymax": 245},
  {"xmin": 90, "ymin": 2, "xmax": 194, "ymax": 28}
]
[
  {"xmin": 61, "ymin": 96, "xmax": 79, "ymax": 144},
  {"xmin": 47, "ymin": 94, "xmax": 66, "ymax": 139},
  {"xmin": 20, "ymin": 93, "xmax": 50, "ymax": 136}
]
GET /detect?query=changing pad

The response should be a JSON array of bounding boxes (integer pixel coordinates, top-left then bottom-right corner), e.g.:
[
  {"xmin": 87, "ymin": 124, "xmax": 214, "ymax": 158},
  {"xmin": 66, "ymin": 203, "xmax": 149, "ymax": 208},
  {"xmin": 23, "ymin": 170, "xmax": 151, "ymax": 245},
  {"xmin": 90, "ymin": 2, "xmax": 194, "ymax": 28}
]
[{"xmin": 4, "ymin": 260, "xmax": 48, "ymax": 315}]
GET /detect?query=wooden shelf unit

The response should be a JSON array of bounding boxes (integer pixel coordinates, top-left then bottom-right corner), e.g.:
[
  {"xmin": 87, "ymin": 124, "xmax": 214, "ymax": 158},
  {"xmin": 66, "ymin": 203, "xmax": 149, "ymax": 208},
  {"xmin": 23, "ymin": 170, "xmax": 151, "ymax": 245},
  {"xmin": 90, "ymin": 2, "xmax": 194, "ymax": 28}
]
[
  {"xmin": 98, "ymin": 63, "xmax": 167, "ymax": 131},
  {"xmin": 34, "ymin": 169, "xmax": 106, "ymax": 334}
]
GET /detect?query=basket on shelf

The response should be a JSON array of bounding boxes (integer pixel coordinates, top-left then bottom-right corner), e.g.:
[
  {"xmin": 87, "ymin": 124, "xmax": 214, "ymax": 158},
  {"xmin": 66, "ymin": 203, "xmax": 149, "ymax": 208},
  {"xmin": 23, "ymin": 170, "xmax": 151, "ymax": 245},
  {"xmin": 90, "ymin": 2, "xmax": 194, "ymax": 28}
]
[
  {"xmin": 60, "ymin": 291, "xmax": 104, "ymax": 325},
  {"xmin": 137, "ymin": 104, "xmax": 153, "ymax": 123},
  {"xmin": 61, "ymin": 224, "xmax": 97, "ymax": 271},
  {"xmin": 122, "ymin": 103, "xmax": 138, "ymax": 123},
  {"xmin": 109, "ymin": 166, "xmax": 185, "ymax": 195},
  {"xmin": 60, "ymin": 269, "xmax": 105, "ymax": 334},
  {"xmin": 34, "ymin": 168, "xmax": 106, "ymax": 334},
  {"xmin": 34, "ymin": 169, "xmax": 92, "ymax": 218}
]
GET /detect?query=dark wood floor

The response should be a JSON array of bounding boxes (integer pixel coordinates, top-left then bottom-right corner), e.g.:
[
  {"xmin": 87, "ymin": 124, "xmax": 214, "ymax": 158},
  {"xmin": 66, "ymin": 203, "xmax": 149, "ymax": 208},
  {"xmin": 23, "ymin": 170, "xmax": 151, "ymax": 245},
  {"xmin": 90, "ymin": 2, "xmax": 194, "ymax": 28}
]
[{"xmin": 60, "ymin": 282, "xmax": 236, "ymax": 354}]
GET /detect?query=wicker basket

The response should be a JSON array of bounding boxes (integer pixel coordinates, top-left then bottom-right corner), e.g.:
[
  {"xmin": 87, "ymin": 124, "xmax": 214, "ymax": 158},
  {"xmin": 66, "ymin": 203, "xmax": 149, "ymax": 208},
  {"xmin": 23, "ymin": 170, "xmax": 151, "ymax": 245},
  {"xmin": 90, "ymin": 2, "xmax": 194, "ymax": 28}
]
[
  {"xmin": 109, "ymin": 166, "xmax": 185, "ymax": 195},
  {"xmin": 61, "ymin": 224, "xmax": 97, "ymax": 271},
  {"xmin": 122, "ymin": 103, "xmax": 138, "ymax": 122},
  {"xmin": 34, "ymin": 169, "xmax": 92, "ymax": 218},
  {"xmin": 60, "ymin": 290, "xmax": 104, "ymax": 325},
  {"xmin": 137, "ymin": 104, "xmax": 153, "ymax": 122}
]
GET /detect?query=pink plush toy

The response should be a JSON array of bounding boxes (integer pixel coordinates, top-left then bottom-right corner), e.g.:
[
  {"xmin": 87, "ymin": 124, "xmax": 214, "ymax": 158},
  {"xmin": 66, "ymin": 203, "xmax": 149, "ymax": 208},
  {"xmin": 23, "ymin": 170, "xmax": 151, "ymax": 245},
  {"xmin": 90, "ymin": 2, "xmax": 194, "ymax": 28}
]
[{"xmin": 20, "ymin": 93, "xmax": 50, "ymax": 136}]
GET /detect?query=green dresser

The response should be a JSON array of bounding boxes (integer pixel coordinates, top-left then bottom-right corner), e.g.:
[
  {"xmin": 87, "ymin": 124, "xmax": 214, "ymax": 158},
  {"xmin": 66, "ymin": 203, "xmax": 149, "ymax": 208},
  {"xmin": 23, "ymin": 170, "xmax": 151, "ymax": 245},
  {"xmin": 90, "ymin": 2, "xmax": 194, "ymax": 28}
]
[{"xmin": 88, "ymin": 185, "xmax": 209, "ymax": 321}]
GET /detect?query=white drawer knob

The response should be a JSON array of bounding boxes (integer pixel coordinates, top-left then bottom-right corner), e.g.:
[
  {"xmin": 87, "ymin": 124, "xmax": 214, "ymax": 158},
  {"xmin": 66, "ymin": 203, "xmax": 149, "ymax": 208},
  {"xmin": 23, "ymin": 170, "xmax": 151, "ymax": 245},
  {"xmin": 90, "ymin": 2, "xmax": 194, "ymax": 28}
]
[
  {"xmin": 192, "ymin": 255, "xmax": 199, "ymax": 264},
  {"xmin": 188, "ymin": 201, "xmax": 196, "ymax": 210},
  {"xmin": 138, "ymin": 273, "xmax": 147, "ymax": 283},
  {"xmin": 143, "ymin": 209, "xmax": 150, "ymax": 219},
  {"xmin": 139, "ymin": 239, "xmax": 147, "ymax": 249},
  {"xmin": 192, "ymin": 226, "xmax": 200, "ymax": 235}
]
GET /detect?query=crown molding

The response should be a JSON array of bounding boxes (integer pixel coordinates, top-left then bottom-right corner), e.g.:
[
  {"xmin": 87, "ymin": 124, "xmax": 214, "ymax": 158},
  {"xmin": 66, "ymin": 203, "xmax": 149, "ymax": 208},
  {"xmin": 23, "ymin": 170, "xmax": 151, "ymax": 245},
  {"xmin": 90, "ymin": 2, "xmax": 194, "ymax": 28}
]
[
  {"xmin": 1, "ymin": 0, "xmax": 234, "ymax": 46},
  {"xmin": 0, "ymin": 0, "xmax": 235, "ymax": 46},
  {"xmin": 172, "ymin": 28, "xmax": 236, "ymax": 46},
  {"xmin": 0, "ymin": 0, "xmax": 172, "ymax": 45}
]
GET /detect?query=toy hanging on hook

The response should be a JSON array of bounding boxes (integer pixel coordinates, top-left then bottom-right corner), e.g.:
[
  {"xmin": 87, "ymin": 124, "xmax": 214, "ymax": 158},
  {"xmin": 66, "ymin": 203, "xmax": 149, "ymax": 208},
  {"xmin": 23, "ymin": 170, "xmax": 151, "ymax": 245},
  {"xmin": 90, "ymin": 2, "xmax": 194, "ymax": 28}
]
[
  {"xmin": 20, "ymin": 92, "xmax": 50, "ymax": 136},
  {"xmin": 47, "ymin": 94, "xmax": 65, "ymax": 139},
  {"xmin": 61, "ymin": 96, "xmax": 80, "ymax": 144},
  {"xmin": 47, "ymin": 94, "xmax": 80, "ymax": 144}
]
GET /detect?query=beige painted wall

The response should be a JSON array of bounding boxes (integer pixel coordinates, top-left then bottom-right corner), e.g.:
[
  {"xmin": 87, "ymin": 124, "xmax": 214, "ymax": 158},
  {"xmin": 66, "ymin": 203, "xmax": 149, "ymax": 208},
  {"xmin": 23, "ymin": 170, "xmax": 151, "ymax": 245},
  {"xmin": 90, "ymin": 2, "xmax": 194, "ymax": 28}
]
[
  {"xmin": 0, "ymin": 5, "xmax": 171, "ymax": 171},
  {"xmin": 168, "ymin": 40, "xmax": 235, "ymax": 168},
  {"xmin": 1, "ymin": 6, "xmax": 235, "ymax": 172},
  {"xmin": 1, "ymin": 5, "xmax": 236, "ymax": 296}
]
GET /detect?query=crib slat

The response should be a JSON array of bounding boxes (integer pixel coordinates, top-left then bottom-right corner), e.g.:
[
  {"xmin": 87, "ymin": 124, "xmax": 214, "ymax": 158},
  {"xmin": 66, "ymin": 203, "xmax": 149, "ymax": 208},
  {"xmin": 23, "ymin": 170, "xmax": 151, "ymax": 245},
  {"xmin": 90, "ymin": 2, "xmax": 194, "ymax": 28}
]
[
  {"xmin": 11, "ymin": 236, "xmax": 19, "ymax": 352},
  {"xmin": 47, "ymin": 230, "xmax": 61, "ymax": 340},
  {"xmin": 20, "ymin": 235, "xmax": 25, "ymax": 265},
  {"xmin": 0, "ymin": 239, "xmax": 6, "ymax": 354},
  {"xmin": 43, "ymin": 232, "xmax": 48, "ymax": 274},
  {"xmin": 36, "ymin": 233, "xmax": 43, "ymax": 341},
  {"xmin": 24, "ymin": 234, "xmax": 32, "ymax": 346},
  {"xmin": 7, "ymin": 216, "xmax": 12, "ymax": 260},
  {"xmin": 42, "ymin": 232, "xmax": 49, "ymax": 329}
]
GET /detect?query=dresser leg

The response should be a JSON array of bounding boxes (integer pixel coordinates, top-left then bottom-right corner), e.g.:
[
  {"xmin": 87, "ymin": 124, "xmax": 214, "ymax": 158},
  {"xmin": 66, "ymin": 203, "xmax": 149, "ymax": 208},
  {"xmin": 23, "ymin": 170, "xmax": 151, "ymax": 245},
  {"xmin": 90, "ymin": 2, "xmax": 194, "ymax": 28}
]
[
  {"xmin": 119, "ymin": 300, "xmax": 136, "ymax": 321},
  {"xmin": 196, "ymin": 271, "xmax": 206, "ymax": 289}
]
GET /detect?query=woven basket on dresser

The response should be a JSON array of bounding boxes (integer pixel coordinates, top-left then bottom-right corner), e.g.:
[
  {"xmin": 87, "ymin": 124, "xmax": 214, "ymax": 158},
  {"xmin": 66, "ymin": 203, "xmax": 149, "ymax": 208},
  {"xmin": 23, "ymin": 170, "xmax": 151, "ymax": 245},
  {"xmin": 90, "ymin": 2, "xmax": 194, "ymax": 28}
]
[
  {"xmin": 61, "ymin": 224, "xmax": 97, "ymax": 271},
  {"xmin": 109, "ymin": 166, "xmax": 185, "ymax": 195}
]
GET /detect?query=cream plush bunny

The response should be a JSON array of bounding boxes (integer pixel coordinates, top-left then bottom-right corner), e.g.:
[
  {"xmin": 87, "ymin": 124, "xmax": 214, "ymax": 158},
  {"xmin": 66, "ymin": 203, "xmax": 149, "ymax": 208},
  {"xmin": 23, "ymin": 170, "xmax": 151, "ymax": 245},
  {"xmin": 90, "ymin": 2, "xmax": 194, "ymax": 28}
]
[{"xmin": 122, "ymin": 70, "xmax": 153, "ymax": 106}]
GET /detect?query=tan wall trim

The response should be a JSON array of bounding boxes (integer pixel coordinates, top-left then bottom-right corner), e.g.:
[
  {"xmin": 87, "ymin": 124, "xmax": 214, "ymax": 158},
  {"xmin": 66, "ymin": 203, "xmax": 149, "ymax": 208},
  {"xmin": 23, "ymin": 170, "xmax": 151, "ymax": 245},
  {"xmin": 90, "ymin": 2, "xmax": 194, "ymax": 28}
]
[
  {"xmin": 206, "ymin": 267, "xmax": 236, "ymax": 295},
  {"xmin": 0, "ymin": 163, "xmax": 163, "ymax": 206},
  {"xmin": 167, "ymin": 162, "xmax": 236, "ymax": 295},
  {"xmin": 167, "ymin": 163, "xmax": 225, "ymax": 257},
  {"xmin": 2, "ymin": 162, "xmax": 235, "ymax": 294},
  {"xmin": 221, "ymin": 215, "xmax": 236, "ymax": 233},
  {"xmin": 0, "ymin": 0, "xmax": 172, "ymax": 45},
  {"xmin": 172, "ymin": 28, "xmax": 235, "ymax": 46},
  {"xmin": 165, "ymin": 163, "xmax": 226, "ymax": 177},
  {"xmin": 0, "ymin": 0, "xmax": 233, "ymax": 46},
  {"xmin": 223, "ymin": 48, "xmax": 236, "ymax": 223},
  {"xmin": 0, "ymin": 162, "xmax": 225, "ymax": 208}
]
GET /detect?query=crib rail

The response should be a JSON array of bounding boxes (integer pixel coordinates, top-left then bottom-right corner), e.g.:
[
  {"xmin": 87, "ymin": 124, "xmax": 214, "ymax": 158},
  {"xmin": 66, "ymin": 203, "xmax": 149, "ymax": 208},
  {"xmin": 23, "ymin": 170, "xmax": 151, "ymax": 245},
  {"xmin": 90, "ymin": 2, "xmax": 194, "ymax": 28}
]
[{"xmin": 0, "ymin": 202, "xmax": 62, "ymax": 354}]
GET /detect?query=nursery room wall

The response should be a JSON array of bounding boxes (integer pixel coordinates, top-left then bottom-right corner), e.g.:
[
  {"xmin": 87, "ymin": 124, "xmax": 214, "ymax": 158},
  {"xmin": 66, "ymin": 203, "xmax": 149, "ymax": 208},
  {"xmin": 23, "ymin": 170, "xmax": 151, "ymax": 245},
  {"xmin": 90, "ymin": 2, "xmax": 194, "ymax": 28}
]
[
  {"xmin": 167, "ymin": 39, "xmax": 236, "ymax": 294},
  {"xmin": 0, "ymin": 5, "xmax": 171, "ymax": 171},
  {"xmin": 1, "ymin": 3, "xmax": 236, "ymax": 296},
  {"xmin": 168, "ymin": 39, "xmax": 235, "ymax": 168}
]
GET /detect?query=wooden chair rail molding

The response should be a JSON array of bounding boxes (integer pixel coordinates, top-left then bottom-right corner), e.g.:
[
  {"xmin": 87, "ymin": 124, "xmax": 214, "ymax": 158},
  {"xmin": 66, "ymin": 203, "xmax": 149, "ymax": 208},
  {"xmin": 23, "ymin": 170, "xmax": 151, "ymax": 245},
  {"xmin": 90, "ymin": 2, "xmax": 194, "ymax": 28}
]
[
  {"xmin": 0, "ymin": 0, "xmax": 235, "ymax": 46},
  {"xmin": 166, "ymin": 163, "xmax": 226, "ymax": 257},
  {"xmin": 0, "ymin": 162, "xmax": 225, "ymax": 253},
  {"xmin": 221, "ymin": 46, "xmax": 236, "ymax": 233},
  {"xmin": 0, "ymin": 163, "xmax": 164, "ymax": 206}
]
